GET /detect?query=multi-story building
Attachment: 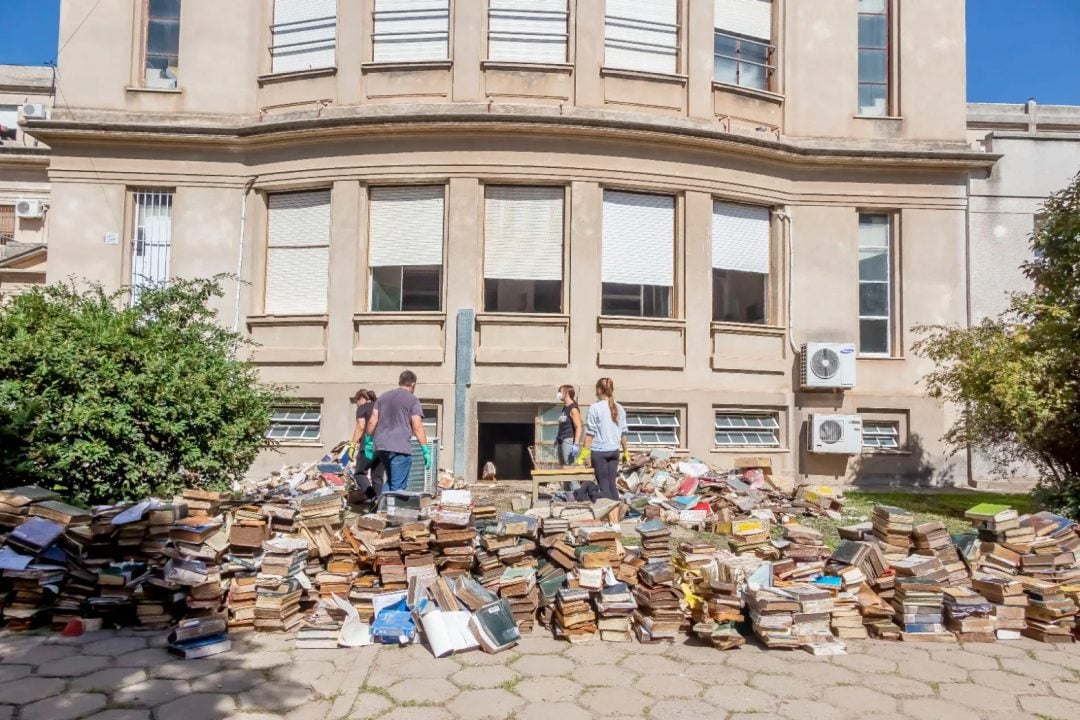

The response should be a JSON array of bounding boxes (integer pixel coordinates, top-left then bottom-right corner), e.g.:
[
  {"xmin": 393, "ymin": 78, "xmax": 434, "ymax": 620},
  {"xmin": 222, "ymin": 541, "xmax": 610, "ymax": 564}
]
[
  {"xmin": 28, "ymin": 0, "xmax": 994, "ymax": 487},
  {"xmin": 965, "ymin": 100, "xmax": 1080, "ymax": 486},
  {"xmin": 0, "ymin": 64, "xmax": 52, "ymax": 302}
]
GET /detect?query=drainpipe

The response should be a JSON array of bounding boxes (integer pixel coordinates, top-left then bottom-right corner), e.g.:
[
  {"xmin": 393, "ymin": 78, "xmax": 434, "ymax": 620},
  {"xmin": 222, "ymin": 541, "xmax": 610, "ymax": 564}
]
[
  {"xmin": 773, "ymin": 207, "xmax": 797, "ymax": 354},
  {"xmin": 233, "ymin": 176, "xmax": 258, "ymax": 331}
]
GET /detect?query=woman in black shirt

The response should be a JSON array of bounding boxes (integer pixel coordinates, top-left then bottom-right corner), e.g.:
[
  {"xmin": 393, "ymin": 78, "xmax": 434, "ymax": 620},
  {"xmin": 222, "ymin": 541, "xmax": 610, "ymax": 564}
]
[{"xmin": 555, "ymin": 384, "xmax": 583, "ymax": 466}]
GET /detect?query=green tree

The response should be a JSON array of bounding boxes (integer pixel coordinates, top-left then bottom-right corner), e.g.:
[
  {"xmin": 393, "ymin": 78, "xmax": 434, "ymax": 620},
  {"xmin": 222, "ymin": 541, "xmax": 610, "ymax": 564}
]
[
  {"xmin": 915, "ymin": 174, "xmax": 1080, "ymax": 517},
  {"xmin": 0, "ymin": 277, "xmax": 283, "ymax": 505}
]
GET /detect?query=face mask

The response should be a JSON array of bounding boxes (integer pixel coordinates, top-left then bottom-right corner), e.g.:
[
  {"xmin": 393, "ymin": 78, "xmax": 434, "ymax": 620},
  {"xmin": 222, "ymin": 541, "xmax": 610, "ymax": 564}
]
[{"xmin": 556, "ymin": 391, "xmax": 564, "ymax": 402}]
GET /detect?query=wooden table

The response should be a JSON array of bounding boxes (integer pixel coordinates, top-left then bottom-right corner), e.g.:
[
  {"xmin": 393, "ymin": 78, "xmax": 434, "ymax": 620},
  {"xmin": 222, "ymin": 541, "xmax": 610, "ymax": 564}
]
[{"xmin": 530, "ymin": 467, "xmax": 595, "ymax": 506}]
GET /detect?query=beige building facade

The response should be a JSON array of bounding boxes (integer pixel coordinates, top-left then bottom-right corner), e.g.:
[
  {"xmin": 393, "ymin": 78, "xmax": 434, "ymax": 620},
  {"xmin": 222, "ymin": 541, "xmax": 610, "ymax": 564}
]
[
  {"xmin": 0, "ymin": 64, "xmax": 52, "ymax": 302},
  {"xmin": 28, "ymin": 0, "xmax": 995, "ymax": 487}
]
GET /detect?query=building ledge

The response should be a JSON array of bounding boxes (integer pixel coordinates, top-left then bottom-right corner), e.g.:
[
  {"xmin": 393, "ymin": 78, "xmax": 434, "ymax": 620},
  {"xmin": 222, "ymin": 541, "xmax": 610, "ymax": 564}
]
[
  {"xmin": 247, "ymin": 313, "xmax": 328, "ymax": 326},
  {"xmin": 713, "ymin": 82, "xmax": 784, "ymax": 105},
  {"xmin": 258, "ymin": 67, "xmax": 337, "ymax": 85},
  {"xmin": 482, "ymin": 61, "xmax": 573, "ymax": 74},
  {"xmin": 126, "ymin": 86, "xmax": 182, "ymax": 94},
  {"xmin": 361, "ymin": 60, "xmax": 453, "ymax": 73},
  {"xmin": 601, "ymin": 67, "xmax": 688, "ymax": 86}
]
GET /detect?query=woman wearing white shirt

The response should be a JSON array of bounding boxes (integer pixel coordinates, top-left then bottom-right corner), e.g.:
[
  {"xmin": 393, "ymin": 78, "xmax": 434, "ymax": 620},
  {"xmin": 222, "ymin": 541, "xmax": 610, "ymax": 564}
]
[{"xmin": 580, "ymin": 377, "xmax": 629, "ymax": 501}]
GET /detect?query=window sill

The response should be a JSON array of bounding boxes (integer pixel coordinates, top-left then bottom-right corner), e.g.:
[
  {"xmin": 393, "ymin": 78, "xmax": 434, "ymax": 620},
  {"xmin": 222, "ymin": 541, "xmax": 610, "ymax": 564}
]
[
  {"xmin": 857, "ymin": 354, "xmax": 906, "ymax": 361},
  {"xmin": 712, "ymin": 82, "xmax": 784, "ymax": 105},
  {"xmin": 354, "ymin": 311, "xmax": 446, "ymax": 323},
  {"xmin": 711, "ymin": 321, "xmax": 786, "ymax": 336},
  {"xmin": 247, "ymin": 314, "xmax": 329, "ymax": 326},
  {"xmin": 600, "ymin": 66, "xmax": 688, "ymax": 85},
  {"xmin": 362, "ymin": 60, "xmax": 453, "ymax": 73},
  {"xmin": 481, "ymin": 60, "xmax": 573, "ymax": 74},
  {"xmin": 598, "ymin": 315, "xmax": 684, "ymax": 328},
  {"xmin": 860, "ymin": 448, "xmax": 913, "ymax": 456},
  {"xmin": 258, "ymin": 67, "xmax": 337, "ymax": 85},
  {"xmin": 476, "ymin": 312, "xmax": 570, "ymax": 325},
  {"xmin": 272, "ymin": 441, "xmax": 324, "ymax": 448},
  {"xmin": 854, "ymin": 114, "xmax": 903, "ymax": 121},
  {"xmin": 710, "ymin": 448, "xmax": 789, "ymax": 454},
  {"xmin": 126, "ymin": 86, "xmax": 181, "ymax": 94}
]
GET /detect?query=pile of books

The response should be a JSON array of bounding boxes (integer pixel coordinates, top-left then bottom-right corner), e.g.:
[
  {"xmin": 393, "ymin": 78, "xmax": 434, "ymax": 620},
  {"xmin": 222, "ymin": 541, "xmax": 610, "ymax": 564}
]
[
  {"xmin": 729, "ymin": 518, "xmax": 769, "ymax": 555},
  {"xmin": 912, "ymin": 521, "xmax": 967, "ymax": 586},
  {"xmin": 872, "ymin": 505, "xmax": 914, "ymax": 560},
  {"xmin": 553, "ymin": 586, "xmax": 595, "ymax": 642},
  {"xmin": 255, "ymin": 537, "xmax": 308, "ymax": 632},
  {"xmin": 971, "ymin": 573, "xmax": 1027, "ymax": 639},
  {"xmin": 636, "ymin": 520, "xmax": 672, "ymax": 562},
  {"xmin": 747, "ymin": 586, "xmax": 800, "ymax": 649},
  {"xmin": 594, "ymin": 581, "xmax": 636, "ymax": 642},
  {"xmin": 168, "ymin": 613, "xmax": 230, "ymax": 658},
  {"xmin": 498, "ymin": 567, "xmax": 538, "ymax": 632},
  {"xmin": 943, "ymin": 586, "xmax": 994, "ymax": 641},
  {"xmin": 890, "ymin": 556, "xmax": 953, "ymax": 642},
  {"xmin": 632, "ymin": 561, "xmax": 682, "ymax": 643}
]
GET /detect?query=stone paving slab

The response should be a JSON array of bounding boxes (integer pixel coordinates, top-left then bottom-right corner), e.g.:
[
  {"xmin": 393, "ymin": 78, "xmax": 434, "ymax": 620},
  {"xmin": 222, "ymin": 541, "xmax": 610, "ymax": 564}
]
[{"xmin": 0, "ymin": 629, "xmax": 1078, "ymax": 719}]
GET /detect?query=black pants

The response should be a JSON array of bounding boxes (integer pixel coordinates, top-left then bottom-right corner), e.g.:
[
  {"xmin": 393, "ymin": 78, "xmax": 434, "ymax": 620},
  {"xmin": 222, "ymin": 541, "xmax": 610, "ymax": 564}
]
[
  {"xmin": 591, "ymin": 450, "xmax": 620, "ymax": 501},
  {"xmin": 353, "ymin": 455, "xmax": 385, "ymax": 500}
]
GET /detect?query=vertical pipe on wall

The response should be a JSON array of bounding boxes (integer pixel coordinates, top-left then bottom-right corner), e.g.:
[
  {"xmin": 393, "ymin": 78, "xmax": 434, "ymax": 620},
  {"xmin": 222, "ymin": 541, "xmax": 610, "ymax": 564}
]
[
  {"xmin": 453, "ymin": 308, "xmax": 475, "ymax": 479},
  {"xmin": 233, "ymin": 176, "xmax": 258, "ymax": 331}
]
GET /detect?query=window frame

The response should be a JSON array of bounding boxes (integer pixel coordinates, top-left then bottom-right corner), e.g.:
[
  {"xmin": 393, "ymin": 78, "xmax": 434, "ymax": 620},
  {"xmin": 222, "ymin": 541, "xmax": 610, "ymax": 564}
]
[
  {"xmin": 712, "ymin": 31, "xmax": 774, "ymax": 92},
  {"xmin": 856, "ymin": 0, "xmax": 890, "ymax": 117},
  {"xmin": 600, "ymin": 189, "xmax": 678, "ymax": 320},
  {"xmin": 858, "ymin": 409, "xmax": 908, "ymax": 453},
  {"xmin": 486, "ymin": 0, "xmax": 570, "ymax": 65},
  {"xmin": 603, "ymin": 0, "xmax": 682, "ymax": 76},
  {"xmin": 141, "ymin": 0, "xmax": 182, "ymax": 90},
  {"xmin": 264, "ymin": 189, "xmax": 333, "ymax": 316},
  {"xmin": 857, "ymin": 211, "xmax": 897, "ymax": 357},
  {"xmin": 370, "ymin": 264, "xmax": 443, "ymax": 312},
  {"xmin": 128, "ymin": 188, "xmax": 175, "ymax": 306},
  {"xmin": 713, "ymin": 410, "xmax": 783, "ymax": 450},
  {"xmin": 266, "ymin": 401, "xmax": 323, "ymax": 444},
  {"xmin": 0, "ymin": 205, "xmax": 14, "ymax": 245},
  {"xmin": 269, "ymin": 0, "xmax": 338, "ymax": 75},
  {"xmin": 623, "ymin": 408, "xmax": 682, "ymax": 448},
  {"xmin": 366, "ymin": 184, "xmax": 447, "ymax": 313}
]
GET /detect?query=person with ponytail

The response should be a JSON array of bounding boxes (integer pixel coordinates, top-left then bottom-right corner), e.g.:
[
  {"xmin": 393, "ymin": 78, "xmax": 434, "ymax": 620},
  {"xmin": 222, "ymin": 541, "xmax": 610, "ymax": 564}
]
[
  {"xmin": 578, "ymin": 377, "xmax": 629, "ymax": 501},
  {"xmin": 555, "ymin": 384, "xmax": 583, "ymax": 466}
]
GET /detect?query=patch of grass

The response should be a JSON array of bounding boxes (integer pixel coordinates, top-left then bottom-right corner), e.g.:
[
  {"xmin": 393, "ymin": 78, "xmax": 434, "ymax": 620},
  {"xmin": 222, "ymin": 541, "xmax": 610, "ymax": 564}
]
[{"xmin": 498, "ymin": 676, "xmax": 521, "ymax": 692}]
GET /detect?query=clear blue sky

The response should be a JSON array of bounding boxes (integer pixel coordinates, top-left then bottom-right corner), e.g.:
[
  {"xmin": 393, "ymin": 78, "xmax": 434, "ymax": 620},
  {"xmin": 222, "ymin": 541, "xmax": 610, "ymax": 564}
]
[{"xmin": 0, "ymin": 0, "xmax": 1078, "ymax": 105}]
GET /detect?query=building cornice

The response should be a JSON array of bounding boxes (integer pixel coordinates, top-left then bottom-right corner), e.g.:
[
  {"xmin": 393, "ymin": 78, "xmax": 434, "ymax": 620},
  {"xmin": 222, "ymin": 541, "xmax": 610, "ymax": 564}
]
[{"xmin": 23, "ymin": 103, "xmax": 999, "ymax": 171}]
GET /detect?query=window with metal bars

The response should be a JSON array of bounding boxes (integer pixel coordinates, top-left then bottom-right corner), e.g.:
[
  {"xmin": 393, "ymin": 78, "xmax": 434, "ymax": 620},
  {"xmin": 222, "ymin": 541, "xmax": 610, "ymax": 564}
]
[
  {"xmin": 131, "ymin": 190, "xmax": 174, "ymax": 305},
  {"xmin": 624, "ymin": 411, "xmax": 680, "ymax": 447},
  {"xmin": 862, "ymin": 420, "xmax": 900, "ymax": 450},
  {"xmin": 143, "ymin": 0, "xmax": 181, "ymax": 89},
  {"xmin": 0, "ymin": 205, "xmax": 14, "ymax": 245},
  {"xmin": 857, "ymin": 0, "xmax": 889, "ymax": 116},
  {"xmin": 266, "ymin": 403, "xmax": 322, "ymax": 442},
  {"xmin": 713, "ymin": 32, "xmax": 773, "ymax": 91},
  {"xmin": 714, "ymin": 411, "xmax": 781, "ymax": 448}
]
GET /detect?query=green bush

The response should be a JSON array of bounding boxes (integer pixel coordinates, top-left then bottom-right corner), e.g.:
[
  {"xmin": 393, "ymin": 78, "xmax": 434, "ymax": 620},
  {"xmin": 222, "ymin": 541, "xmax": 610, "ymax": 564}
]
[
  {"xmin": 915, "ymin": 174, "xmax": 1080, "ymax": 518},
  {"xmin": 0, "ymin": 277, "xmax": 283, "ymax": 505}
]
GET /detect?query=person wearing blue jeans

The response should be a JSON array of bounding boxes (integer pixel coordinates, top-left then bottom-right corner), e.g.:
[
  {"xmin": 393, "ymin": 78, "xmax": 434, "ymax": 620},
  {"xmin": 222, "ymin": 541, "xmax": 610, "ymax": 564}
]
[{"xmin": 365, "ymin": 370, "xmax": 431, "ymax": 492}]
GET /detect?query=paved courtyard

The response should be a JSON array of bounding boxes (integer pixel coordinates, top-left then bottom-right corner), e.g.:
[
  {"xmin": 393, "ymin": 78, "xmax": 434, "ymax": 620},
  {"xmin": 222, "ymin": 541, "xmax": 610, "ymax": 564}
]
[{"xmin": 2, "ymin": 629, "xmax": 1080, "ymax": 720}]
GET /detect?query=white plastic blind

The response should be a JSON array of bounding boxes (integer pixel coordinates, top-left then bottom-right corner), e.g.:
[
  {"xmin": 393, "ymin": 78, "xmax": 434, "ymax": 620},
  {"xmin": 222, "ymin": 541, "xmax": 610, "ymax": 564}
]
[
  {"xmin": 369, "ymin": 186, "xmax": 445, "ymax": 267},
  {"xmin": 271, "ymin": 0, "xmax": 337, "ymax": 73},
  {"xmin": 714, "ymin": 0, "xmax": 773, "ymax": 41},
  {"xmin": 488, "ymin": 0, "xmax": 569, "ymax": 64},
  {"xmin": 712, "ymin": 201, "xmax": 770, "ymax": 274},
  {"xmin": 602, "ymin": 191, "xmax": 674, "ymax": 286},
  {"xmin": 484, "ymin": 186, "xmax": 563, "ymax": 281},
  {"xmin": 266, "ymin": 191, "xmax": 331, "ymax": 315},
  {"xmin": 131, "ymin": 190, "xmax": 173, "ymax": 304},
  {"xmin": 604, "ymin": 0, "xmax": 678, "ymax": 74},
  {"xmin": 373, "ymin": 0, "xmax": 450, "ymax": 63}
]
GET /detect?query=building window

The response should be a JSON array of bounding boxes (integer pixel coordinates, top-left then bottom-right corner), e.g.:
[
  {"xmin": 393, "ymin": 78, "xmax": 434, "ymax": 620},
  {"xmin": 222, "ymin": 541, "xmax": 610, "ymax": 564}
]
[
  {"xmin": 625, "ymin": 411, "xmax": 680, "ymax": 447},
  {"xmin": 601, "ymin": 191, "xmax": 674, "ymax": 319},
  {"xmin": 488, "ymin": 0, "xmax": 568, "ymax": 64},
  {"xmin": 372, "ymin": 0, "xmax": 450, "ymax": 63},
  {"xmin": 265, "ymin": 190, "xmax": 331, "ymax": 315},
  {"xmin": 858, "ymin": 213, "xmax": 892, "ymax": 355},
  {"xmin": 266, "ymin": 403, "xmax": 321, "ymax": 442},
  {"xmin": 143, "ymin": 0, "xmax": 181, "ymax": 89},
  {"xmin": 131, "ymin": 190, "xmax": 173, "ymax": 304},
  {"xmin": 713, "ymin": 0, "xmax": 774, "ymax": 91},
  {"xmin": 368, "ymin": 186, "xmax": 444, "ymax": 312},
  {"xmin": 270, "ymin": 0, "xmax": 337, "ymax": 74},
  {"xmin": 862, "ymin": 419, "xmax": 900, "ymax": 450},
  {"xmin": 0, "ymin": 106, "xmax": 19, "ymax": 143},
  {"xmin": 857, "ymin": 0, "xmax": 889, "ymax": 116},
  {"xmin": 420, "ymin": 403, "xmax": 439, "ymax": 440},
  {"xmin": 712, "ymin": 201, "xmax": 769, "ymax": 324},
  {"xmin": 604, "ymin": 0, "xmax": 678, "ymax": 75},
  {"xmin": 483, "ymin": 186, "xmax": 563, "ymax": 314},
  {"xmin": 714, "ymin": 411, "xmax": 781, "ymax": 448},
  {"xmin": 0, "ymin": 205, "xmax": 14, "ymax": 245}
]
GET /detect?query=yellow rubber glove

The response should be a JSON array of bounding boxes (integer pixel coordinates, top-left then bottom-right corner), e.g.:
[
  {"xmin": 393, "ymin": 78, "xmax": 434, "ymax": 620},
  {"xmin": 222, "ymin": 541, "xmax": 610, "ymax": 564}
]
[
  {"xmin": 575, "ymin": 447, "xmax": 591, "ymax": 466},
  {"xmin": 621, "ymin": 449, "xmax": 631, "ymax": 464}
]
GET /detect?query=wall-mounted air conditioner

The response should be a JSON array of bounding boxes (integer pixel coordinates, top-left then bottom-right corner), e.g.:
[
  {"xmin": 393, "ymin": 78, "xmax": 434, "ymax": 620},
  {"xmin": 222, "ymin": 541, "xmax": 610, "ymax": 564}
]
[
  {"xmin": 807, "ymin": 414, "xmax": 863, "ymax": 455},
  {"xmin": 800, "ymin": 342, "xmax": 857, "ymax": 390},
  {"xmin": 15, "ymin": 199, "xmax": 45, "ymax": 219},
  {"xmin": 20, "ymin": 104, "xmax": 48, "ymax": 120}
]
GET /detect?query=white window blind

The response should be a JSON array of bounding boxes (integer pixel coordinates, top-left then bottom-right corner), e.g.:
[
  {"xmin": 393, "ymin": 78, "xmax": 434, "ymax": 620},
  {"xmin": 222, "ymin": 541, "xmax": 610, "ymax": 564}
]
[
  {"xmin": 712, "ymin": 201, "xmax": 770, "ymax": 274},
  {"xmin": 373, "ymin": 0, "xmax": 450, "ymax": 63},
  {"xmin": 604, "ymin": 0, "xmax": 678, "ymax": 74},
  {"xmin": 602, "ymin": 191, "xmax": 674, "ymax": 286},
  {"xmin": 131, "ymin": 190, "xmax": 173, "ymax": 304},
  {"xmin": 715, "ymin": 411, "xmax": 780, "ymax": 447},
  {"xmin": 271, "ymin": 0, "xmax": 337, "ymax": 74},
  {"xmin": 484, "ymin": 186, "xmax": 563, "ymax": 281},
  {"xmin": 266, "ymin": 190, "xmax": 331, "ymax": 315},
  {"xmin": 625, "ymin": 411, "xmax": 680, "ymax": 446},
  {"xmin": 369, "ymin": 186, "xmax": 445, "ymax": 267},
  {"xmin": 488, "ymin": 0, "xmax": 568, "ymax": 64},
  {"xmin": 714, "ymin": 0, "xmax": 772, "ymax": 41}
]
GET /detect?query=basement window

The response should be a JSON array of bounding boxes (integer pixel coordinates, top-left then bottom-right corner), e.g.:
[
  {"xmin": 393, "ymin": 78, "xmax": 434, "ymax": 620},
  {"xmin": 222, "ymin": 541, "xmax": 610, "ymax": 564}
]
[
  {"xmin": 862, "ymin": 420, "xmax": 900, "ymax": 450},
  {"xmin": 266, "ymin": 404, "xmax": 321, "ymax": 442},
  {"xmin": 714, "ymin": 411, "xmax": 781, "ymax": 448},
  {"xmin": 625, "ymin": 411, "xmax": 680, "ymax": 447}
]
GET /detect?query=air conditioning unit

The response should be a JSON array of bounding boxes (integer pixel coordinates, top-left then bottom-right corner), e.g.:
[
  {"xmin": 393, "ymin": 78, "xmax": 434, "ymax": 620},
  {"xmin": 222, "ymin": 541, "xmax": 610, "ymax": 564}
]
[
  {"xmin": 20, "ymin": 104, "xmax": 48, "ymax": 120},
  {"xmin": 807, "ymin": 414, "xmax": 863, "ymax": 455},
  {"xmin": 800, "ymin": 342, "xmax": 857, "ymax": 390},
  {"xmin": 15, "ymin": 199, "xmax": 45, "ymax": 219}
]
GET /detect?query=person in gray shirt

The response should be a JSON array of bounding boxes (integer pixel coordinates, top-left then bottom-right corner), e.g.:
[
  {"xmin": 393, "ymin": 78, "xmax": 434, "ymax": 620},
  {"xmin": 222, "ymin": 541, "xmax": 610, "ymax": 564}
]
[{"xmin": 365, "ymin": 370, "xmax": 430, "ymax": 492}]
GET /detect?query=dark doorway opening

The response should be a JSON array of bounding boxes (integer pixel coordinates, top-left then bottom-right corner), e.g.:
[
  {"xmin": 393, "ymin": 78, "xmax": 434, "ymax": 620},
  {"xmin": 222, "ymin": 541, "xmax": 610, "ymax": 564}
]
[{"xmin": 477, "ymin": 422, "xmax": 534, "ymax": 481}]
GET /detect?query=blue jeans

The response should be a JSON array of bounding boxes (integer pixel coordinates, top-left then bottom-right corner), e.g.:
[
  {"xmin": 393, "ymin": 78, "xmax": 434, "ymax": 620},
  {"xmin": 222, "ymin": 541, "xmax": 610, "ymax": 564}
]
[{"xmin": 380, "ymin": 451, "xmax": 413, "ymax": 492}]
